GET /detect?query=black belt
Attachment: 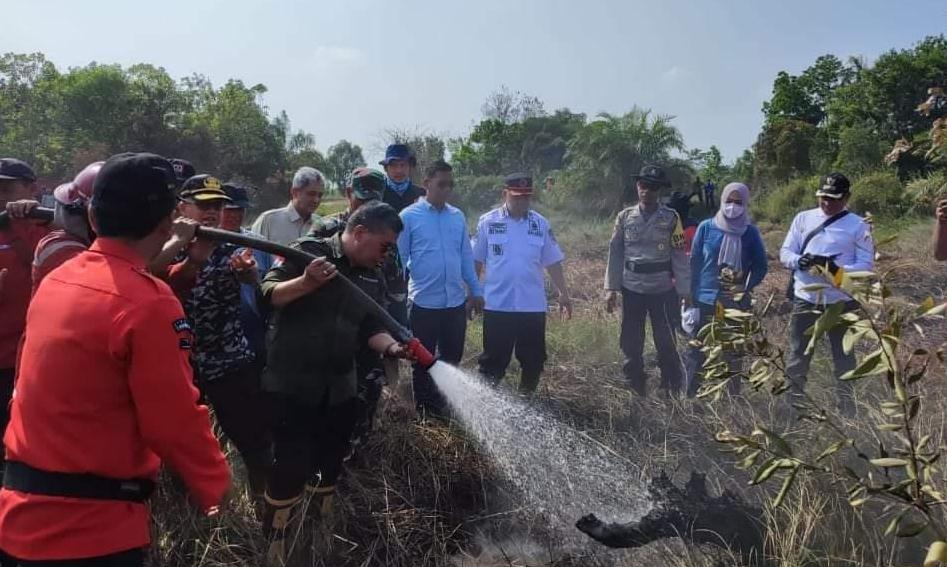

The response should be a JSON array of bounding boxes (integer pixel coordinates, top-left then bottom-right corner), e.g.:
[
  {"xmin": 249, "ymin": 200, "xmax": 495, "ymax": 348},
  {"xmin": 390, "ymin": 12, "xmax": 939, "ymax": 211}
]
[
  {"xmin": 625, "ymin": 260, "xmax": 672, "ymax": 274},
  {"xmin": 3, "ymin": 461, "xmax": 155, "ymax": 503}
]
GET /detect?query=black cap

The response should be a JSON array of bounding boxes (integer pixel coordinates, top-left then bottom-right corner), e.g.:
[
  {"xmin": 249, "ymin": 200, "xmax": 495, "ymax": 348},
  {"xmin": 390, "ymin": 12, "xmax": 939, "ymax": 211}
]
[
  {"xmin": 93, "ymin": 152, "xmax": 178, "ymax": 215},
  {"xmin": 169, "ymin": 159, "xmax": 196, "ymax": 186},
  {"xmin": 179, "ymin": 174, "xmax": 231, "ymax": 203},
  {"xmin": 0, "ymin": 158, "xmax": 37, "ymax": 182},
  {"xmin": 222, "ymin": 182, "xmax": 251, "ymax": 209},
  {"xmin": 633, "ymin": 164, "xmax": 671, "ymax": 188},
  {"xmin": 503, "ymin": 173, "xmax": 534, "ymax": 195},
  {"xmin": 815, "ymin": 172, "xmax": 851, "ymax": 200}
]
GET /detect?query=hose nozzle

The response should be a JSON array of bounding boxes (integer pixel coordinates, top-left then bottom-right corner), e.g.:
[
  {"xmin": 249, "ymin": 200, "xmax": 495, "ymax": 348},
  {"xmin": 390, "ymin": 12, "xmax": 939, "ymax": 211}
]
[{"xmin": 405, "ymin": 338, "xmax": 436, "ymax": 370}]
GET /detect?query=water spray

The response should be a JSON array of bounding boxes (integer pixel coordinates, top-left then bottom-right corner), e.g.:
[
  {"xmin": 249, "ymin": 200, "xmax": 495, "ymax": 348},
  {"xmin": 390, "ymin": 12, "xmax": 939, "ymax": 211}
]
[{"xmin": 0, "ymin": 207, "xmax": 437, "ymax": 368}]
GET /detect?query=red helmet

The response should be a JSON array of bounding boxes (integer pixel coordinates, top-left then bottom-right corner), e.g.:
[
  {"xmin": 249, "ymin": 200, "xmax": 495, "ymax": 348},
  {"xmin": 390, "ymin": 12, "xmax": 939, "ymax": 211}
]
[{"xmin": 54, "ymin": 161, "xmax": 104, "ymax": 206}]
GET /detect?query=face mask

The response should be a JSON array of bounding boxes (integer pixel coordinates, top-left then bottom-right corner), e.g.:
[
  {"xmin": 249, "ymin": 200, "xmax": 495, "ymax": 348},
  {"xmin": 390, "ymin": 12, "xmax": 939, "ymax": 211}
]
[{"xmin": 723, "ymin": 203, "xmax": 744, "ymax": 219}]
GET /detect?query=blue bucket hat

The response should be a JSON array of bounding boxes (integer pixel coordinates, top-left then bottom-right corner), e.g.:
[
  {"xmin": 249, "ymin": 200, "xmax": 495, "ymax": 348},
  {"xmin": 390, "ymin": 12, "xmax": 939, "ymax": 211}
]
[{"xmin": 379, "ymin": 144, "xmax": 417, "ymax": 166}]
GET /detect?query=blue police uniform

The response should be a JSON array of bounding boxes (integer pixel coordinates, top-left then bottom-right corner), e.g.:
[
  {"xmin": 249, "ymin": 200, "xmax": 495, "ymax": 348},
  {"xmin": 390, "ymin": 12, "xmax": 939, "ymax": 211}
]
[{"xmin": 471, "ymin": 195, "xmax": 565, "ymax": 393}]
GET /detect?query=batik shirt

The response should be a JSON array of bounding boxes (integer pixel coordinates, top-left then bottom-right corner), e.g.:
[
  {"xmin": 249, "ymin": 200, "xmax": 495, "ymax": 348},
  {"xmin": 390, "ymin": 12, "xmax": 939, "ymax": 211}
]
[{"xmin": 171, "ymin": 243, "xmax": 254, "ymax": 381}]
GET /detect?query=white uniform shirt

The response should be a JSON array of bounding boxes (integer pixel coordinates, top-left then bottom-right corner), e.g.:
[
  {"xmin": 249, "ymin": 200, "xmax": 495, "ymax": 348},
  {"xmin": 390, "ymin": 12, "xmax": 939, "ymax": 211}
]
[
  {"xmin": 779, "ymin": 207, "xmax": 874, "ymax": 305},
  {"xmin": 251, "ymin": 203, "xmax": 315, "ymax": 246},
  {"xmin": 471, "ymin": 207, "xmax": 565, "ymax": 313}
]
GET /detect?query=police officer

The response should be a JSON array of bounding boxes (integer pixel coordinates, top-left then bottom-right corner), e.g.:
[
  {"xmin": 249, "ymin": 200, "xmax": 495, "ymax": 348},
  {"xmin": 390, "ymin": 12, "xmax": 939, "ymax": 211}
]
[
  {"xmin": 259, "ymin": 201, "xmax": 413, "ymax": 564},
  {"xmin": 472, "ymin": 173, "xmax": 572, "ymax": 395},
  {"xmin": 605, "ymin": 164, "xmax": 690, "ymax": 397},
  {"xmin": 0, "ymin": 153, "xmax": 230, "ymax": 566},
  {"xmin": 309, "ymin": 167, "xmax": 392, "ymax": 450}
]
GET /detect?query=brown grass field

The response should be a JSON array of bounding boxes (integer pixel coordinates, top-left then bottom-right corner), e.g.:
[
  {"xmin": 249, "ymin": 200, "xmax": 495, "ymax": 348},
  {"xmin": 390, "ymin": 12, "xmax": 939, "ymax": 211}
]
[{"xmin": 150, "ymin": 210, "xmax": 947, "ymax": 566}]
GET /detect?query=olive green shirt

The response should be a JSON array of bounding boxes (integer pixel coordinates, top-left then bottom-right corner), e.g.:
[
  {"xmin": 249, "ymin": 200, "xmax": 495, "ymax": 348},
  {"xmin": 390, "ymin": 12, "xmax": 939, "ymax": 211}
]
[{"xmin": 260, "ymin": 233, "xmax": 386, "ymax": 406}]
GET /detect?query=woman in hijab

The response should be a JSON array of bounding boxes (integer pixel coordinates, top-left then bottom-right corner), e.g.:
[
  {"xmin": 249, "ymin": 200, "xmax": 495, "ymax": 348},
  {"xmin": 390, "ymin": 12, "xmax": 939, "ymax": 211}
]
[{"xmin": 684, "ymin": 182, "xmax": 768, "ymax": 397}]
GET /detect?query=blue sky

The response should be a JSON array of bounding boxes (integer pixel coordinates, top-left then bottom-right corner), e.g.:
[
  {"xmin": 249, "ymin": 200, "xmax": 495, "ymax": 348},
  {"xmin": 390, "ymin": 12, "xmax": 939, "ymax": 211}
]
[{"xmin": 5, "ymin": 0, "xmax": 945, "ymax": 163}]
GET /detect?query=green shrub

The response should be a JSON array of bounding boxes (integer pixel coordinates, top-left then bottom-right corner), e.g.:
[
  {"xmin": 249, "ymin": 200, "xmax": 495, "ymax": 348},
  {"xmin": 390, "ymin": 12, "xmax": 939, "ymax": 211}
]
[
  {"xmin": 903, "ymin": 172, "xmax": 947, "ymax": 215},
  {"xmin": 452, "ymin": 175, "xmax": 503, "ymax": 217},
  {"xmin": 754, "ymin": 175, "xmax": 820, "ymax": 222},
  {"xmin": 849, "ymin": 170, "xmax": 904, "ymax": 217}
]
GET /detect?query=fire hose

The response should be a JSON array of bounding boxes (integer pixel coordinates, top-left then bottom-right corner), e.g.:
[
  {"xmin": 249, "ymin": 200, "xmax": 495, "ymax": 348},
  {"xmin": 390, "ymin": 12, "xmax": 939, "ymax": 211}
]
[{"xmin": 0, "ymin": 207, "xmax": 437, "ymax": 369}]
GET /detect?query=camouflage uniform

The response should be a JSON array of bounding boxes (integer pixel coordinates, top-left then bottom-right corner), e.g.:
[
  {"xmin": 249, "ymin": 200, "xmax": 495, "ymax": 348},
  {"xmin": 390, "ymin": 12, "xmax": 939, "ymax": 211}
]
[
  {"xmin": 171, "ymin": 243, "xmax": 271, "ymax": 493},
  {"xmin": 308, "ymin": 210, "xmax": 402, "ymax": 442}
]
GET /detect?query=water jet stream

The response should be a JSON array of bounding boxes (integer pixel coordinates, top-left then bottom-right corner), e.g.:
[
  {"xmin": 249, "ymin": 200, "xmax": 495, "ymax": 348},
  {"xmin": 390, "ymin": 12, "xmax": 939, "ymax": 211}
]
[{"xmin": 428, "ymin": 361, "xmax": 650, "ymax": 530}]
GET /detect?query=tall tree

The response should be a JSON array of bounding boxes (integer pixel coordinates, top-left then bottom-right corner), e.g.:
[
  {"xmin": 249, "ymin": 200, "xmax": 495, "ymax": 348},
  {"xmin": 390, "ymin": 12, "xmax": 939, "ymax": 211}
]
[
  {"xmin": 325, "ymin": 140, "xmax": 366, "ymax": 189},
  {"xmin": 480, "ymin": 85, "xmax": 545, "ymax": 124},
  {"xmin": 565, "ymin": 108, "xmax": 685, "ymax": 211}
]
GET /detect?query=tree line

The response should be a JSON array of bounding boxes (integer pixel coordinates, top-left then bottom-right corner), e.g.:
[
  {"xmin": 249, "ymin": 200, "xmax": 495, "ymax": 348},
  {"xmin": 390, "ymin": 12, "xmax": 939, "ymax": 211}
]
[{"xmin": 3, "ymin": 35, "xmax": 947, "ymax": 218}]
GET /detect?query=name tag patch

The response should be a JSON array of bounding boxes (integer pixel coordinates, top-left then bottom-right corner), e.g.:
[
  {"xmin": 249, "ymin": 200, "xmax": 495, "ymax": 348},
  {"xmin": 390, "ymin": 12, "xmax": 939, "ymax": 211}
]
[
  {"xmin": 172, "ymin": 318, "xmax": 192, "ymax": 333},
  {"xmin": 527, "ymin": 220, "xmax": 542, "ymax": 237},
  {"xmin": 488, "ymin": 223, "xmax": 507, "ymax": 235}
]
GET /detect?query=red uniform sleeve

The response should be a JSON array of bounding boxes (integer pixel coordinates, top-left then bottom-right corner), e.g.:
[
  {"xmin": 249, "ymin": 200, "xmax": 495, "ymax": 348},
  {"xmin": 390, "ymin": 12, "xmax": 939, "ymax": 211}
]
[
  {"xmin": 165, "ymin": 261, "xmax": 199, "ymax": 300},
  {"xmin": 9, "ymin": 219, "xmax": 50, "ymax": 265},
  {"xmin": 119, "ymin": 294, "xmax": 230, "ymax": 511}
]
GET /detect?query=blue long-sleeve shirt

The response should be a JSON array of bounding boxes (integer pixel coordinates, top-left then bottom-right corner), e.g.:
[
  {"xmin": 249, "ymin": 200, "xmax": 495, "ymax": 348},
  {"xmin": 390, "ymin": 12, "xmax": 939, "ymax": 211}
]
[
  {"xmin": 398, "ymin": 199, "xmax": 483, "ymax": 309},
  {"xmin": 689, "ymin": 219, "xmax": 768, "ymax": 306}
]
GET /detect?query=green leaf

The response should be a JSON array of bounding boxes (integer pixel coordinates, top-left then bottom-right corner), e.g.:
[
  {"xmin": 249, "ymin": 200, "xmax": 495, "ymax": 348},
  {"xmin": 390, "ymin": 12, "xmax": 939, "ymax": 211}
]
[
  {"xmin": 751, "ymin": 458, "xmax": 780, "ymax": 485},
  {"xmin": 773, "ymin": 465, "xmax": 799, "ymax": 508},
  {"xmin": 840, "ymin": 349, "xmax": 884, "ymax": 381},
  {"xmin": 753, "ymin": 427, "xmax": 793, "ymax": 456},
  {"xmin": 805, "ymin": 302, "xmax": 846, "ymax": 355},
  {"xmin": 915, "ymin": 297, "xmax": 935, "ymax": 317},
  {"xmin": 845, "ymin": 271, "xmax": 876, "ymax": 279},
  {"xmin": 896, "ymin": 520, "xmax": 928, "ymax": 538},
  {"xmin": 817, "ymin": 440, "xmax": 848, "ymax": 462},
  {"xmin": 842, "ymin": 328, "xmax": 870, "ymax": 355},
  {"xmin": 871, "ymin": 458, "xmax": 909, "ymax": 468},
  {"xmin": 885, "ymin": 510, "xmax": 907, "ymax": 537},
  {"xmin": 915, "ymin": 297, "xmax": 947, "ymax": 319}
]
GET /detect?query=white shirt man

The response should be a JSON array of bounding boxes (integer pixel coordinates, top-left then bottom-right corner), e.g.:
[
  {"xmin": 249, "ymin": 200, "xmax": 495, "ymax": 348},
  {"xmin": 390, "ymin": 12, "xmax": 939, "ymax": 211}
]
[
  {"xmin": 251, "ymin": 167, "xmax": 325, "ymax": 245},
  {"xmin": 779, "ymin": 173, "xmax": 874, "ymax": 416}
]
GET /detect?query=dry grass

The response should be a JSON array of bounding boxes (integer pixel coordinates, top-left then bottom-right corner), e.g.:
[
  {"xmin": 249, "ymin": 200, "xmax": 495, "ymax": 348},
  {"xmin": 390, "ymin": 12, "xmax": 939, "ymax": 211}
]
[{"xmin": 150, "ymin": 215, "xmax": 947, "ymax": 566}]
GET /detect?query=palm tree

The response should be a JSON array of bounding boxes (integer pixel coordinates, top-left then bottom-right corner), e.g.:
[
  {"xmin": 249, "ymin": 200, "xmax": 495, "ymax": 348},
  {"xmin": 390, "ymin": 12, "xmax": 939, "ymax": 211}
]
[{"xmin": 566, "ymin": 107, "xmax": 684, "ymax": 212}]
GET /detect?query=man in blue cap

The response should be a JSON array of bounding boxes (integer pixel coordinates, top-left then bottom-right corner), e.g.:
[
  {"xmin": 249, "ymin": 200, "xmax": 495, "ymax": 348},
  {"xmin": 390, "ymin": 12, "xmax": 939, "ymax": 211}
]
[
  {"xmin": 379, "ymin": 143, "xmax": 424, "ymax": 214},
  {"xmin": 377, "ymin": 144, "xmax": 421, "ymax": 378}
]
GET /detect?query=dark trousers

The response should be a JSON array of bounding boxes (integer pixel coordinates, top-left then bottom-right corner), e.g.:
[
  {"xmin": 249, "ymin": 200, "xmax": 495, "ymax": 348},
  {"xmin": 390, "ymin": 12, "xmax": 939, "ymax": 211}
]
[
  {"xmin": 620, "ymin": 288, "xmax": 683, "ymax": 395},
  {"xmin": 200, "ymin": 362, "xmax": 274, "ymax": 493},
  {"xmin": 266, "ymin": 396, "xmax": 358, "ymax": 500},
  {"xmin": 478, "ymin": 311, "xmax": 547, "ymax": 393},
  {"xmin": 786, "ymin": 299, "xmax": 858, "ymax": 413},
  {"xmin": 409, "ymin": 303, "xmax": 467, "ymax": 411},
  {"xmin": 352, "ymin": 367, "xmax": 384, "ymax": 443},
  {"xmin": 1, "ymin": 548, "xmax": 143, "ymax": 567},
  {"xmin": 684, "ymin": 299, "xmax": 746, "ymax": 397},
  {"xmin": 0, "ymin": 368, "xmax": 12, "ymax": 473}
]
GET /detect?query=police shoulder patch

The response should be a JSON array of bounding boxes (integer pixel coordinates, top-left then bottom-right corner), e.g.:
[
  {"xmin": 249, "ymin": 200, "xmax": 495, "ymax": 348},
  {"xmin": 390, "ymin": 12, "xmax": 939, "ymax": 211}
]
[{"xmin": 172, "ymin": 318, "xmax": 192, "ymax": 333}]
